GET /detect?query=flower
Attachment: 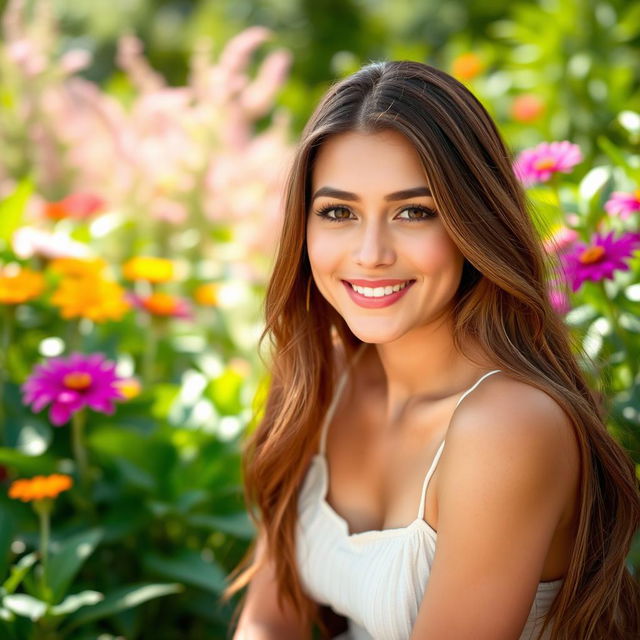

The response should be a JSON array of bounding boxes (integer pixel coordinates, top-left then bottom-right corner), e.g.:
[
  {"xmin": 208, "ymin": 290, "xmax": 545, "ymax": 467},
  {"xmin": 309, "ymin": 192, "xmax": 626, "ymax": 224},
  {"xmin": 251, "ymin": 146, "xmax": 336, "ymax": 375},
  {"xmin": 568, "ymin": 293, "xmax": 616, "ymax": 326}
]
[
  {"xmin": 12, "ymin": 226, "xmax": 92, "ymax": 260},
  {"xmin": 549, "ymin": 286, "xmax": 570, "ymax": 314},
  {"xmin": 114, "ymin": 377, "xmax": 142, "ymax": 400},
  {"xmin": 129, "ymin": 292, "xmax": 192, "ymax": 318},
  {"xmin": 43, "ymin": 193, "xmax": 105, "ymax": 221},
  {"xmin": 604, "ymin": 190, "xmax": 640, "ymax": 221},
  {"xmin": 122, "ymin": 257, "xmax": 175, "ymax": 283},
  {"xmin": 51, "ymin": 274, "xmax": 131, "ymax": 322},
  {"xmin": 451, "ymin": 53, "xmax": 484, "ymax": 81},
  {"xmin": 513, "ymin": 141, "xmax": 582, "ymax": 187},
  {"xmin": 193, "ymin": 283, "xmax": 220, "ymax": 306},
  {"xmin": 49, "ymin": 257, "xmax": 108, "ymax": 278},
  {"xmin": 0, "ymin": 267, "xmax": 46, "ymax": 304},
  {"xmin": 9, "ymin": 474, "xmax": 73, "ymax": 502},
  {"xmin": 510, "ymin": 94, "xmax": 545, "ymax": 123},
  {"xmin": 22, "ymin": 352, "xmax": 125, "ymax": 426},
  {"xmin": 543, "ymin": 225, "xmax": 579, "ymax": 255},
  {"xmin": 559, "ymin": 230, "xmax": 640, "ymax": 292}
]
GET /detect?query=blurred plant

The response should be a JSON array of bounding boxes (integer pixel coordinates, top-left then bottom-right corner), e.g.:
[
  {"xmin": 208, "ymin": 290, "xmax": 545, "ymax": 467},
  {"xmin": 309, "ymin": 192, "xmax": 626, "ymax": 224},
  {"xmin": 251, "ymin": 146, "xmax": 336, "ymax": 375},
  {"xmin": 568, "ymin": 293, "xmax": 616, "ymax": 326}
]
[{"xmin": 0, "ymin": 2, "xmax": 282, "ymax": 635}]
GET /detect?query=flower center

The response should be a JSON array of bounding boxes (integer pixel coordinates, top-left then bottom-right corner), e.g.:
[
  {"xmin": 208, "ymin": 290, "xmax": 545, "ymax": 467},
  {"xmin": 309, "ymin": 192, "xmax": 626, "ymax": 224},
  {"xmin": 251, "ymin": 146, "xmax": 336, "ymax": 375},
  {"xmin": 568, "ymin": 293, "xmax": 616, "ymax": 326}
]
[
  {"xmin": 533, "ymin": 156, "xmax": 557, "ymax": 171},
  {"xmin": 579, "ymin": 246, "xmax": 606, "ymax": 264},
  {"xmin": 63, "ymin": 371, "xmax": 92, "ymax": 390}
]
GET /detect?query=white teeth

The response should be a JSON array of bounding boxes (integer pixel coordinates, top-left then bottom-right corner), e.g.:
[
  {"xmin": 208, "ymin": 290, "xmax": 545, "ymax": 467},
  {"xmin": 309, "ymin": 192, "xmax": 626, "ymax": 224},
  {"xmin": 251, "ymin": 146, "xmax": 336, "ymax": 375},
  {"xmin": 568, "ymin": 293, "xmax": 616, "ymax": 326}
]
[{"xmin": 350, "ymin": 281, "xmax": 410, "ymax": 298}]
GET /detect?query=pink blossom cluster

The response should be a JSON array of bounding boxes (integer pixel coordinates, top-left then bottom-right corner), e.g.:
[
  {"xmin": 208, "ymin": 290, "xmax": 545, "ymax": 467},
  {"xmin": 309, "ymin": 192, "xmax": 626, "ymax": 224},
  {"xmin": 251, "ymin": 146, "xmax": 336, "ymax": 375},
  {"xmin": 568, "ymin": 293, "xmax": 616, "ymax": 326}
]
[{"xmin": 0, "ymin": 0, "xmax": 295, "ymax": 278}]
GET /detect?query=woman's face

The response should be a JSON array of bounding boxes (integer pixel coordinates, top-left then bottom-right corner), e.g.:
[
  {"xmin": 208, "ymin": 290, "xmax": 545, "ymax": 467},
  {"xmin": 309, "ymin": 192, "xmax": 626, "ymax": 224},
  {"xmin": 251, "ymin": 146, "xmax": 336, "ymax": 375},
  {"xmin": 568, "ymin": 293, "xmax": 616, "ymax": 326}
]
[{"xmin": 306, "ymin": 129, "xmax": 465, "ymax": 344}]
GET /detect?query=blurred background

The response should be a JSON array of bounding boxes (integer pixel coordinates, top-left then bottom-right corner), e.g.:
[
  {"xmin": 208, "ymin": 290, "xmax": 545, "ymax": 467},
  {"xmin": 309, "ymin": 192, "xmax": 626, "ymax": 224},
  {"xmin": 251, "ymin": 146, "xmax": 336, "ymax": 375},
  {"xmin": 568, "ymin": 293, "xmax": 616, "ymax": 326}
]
[{"xmin": 0, "ymin": 0, "xmax": 639, "ymax": 638}]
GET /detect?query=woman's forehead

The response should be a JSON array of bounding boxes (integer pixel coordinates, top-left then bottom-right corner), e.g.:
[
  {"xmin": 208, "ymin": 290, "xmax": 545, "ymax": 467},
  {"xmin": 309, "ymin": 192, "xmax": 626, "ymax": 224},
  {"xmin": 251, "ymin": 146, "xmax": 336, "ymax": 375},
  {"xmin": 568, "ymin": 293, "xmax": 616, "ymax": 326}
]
[{"xmin": 310, "ymin": 130, "xmax": 430, "ymax": 195}]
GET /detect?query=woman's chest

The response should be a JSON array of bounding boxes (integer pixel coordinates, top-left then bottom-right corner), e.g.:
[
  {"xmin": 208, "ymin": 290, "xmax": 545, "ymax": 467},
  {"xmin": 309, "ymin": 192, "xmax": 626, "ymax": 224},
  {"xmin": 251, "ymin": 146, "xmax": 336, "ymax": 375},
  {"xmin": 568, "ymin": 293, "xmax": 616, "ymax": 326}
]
[{"xmin": 323, "ymin": 390, "xmax": 454, "ymax": 534}]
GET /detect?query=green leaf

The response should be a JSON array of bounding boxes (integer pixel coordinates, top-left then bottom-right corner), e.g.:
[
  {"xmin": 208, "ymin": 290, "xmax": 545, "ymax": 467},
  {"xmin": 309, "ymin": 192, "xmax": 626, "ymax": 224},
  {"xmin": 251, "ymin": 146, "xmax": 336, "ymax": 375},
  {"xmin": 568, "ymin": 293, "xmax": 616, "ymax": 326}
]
[
  {"xmin": 0, "ymin": 448, "xmax": 57, "ymax": 475},
  {"xmin": 142, "ymin": 549, "xmax": 227, "ymax": 594},
  {"xmin": 0, "ymin": 508, "xmax": 15, "ymax": 582},
  {"xmin": 62, "ymin": 582, "xmax": 183, "ymax": 631},
  {"xmin": 185, "ymin": 511, "xmax": 255, "ymax": 539},
  {"xmin": 205, "ymin": 368, "xmax": 244, "ymax": 415},
  {"xmin": 49, "ymin": 590, "xmax": 103, "ymax": 616},
  {"xmin": 47, "ymin": 529, "xmax": 103, "ymax": 604},
  {"xmin": 2, "ymin": 594, "xmax": 47, "ymax": 621},
  {"xmin": 0, "ymin": 179, "xmax": 32, "ymax": 244},
  {"xmin": 2, "ymin": 552, "xmax": 38, "ymax": 595}
]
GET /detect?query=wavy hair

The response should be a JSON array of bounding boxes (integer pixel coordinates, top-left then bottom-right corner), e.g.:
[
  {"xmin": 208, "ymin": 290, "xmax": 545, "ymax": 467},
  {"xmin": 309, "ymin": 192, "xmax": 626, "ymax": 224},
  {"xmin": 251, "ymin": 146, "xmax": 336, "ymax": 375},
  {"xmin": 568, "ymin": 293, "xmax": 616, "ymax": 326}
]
[{"xmin": 222, "ymin": 61, "xmax": 640, "ymax": 639}]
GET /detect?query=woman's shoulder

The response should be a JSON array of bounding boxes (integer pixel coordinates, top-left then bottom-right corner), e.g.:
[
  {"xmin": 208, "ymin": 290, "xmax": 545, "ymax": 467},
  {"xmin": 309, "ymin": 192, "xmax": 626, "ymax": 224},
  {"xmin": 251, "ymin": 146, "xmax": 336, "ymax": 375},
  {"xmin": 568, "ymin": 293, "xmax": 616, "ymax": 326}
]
[{"xmin": 442, "ymin": 371, "xmax": 580, "ymax": 512}]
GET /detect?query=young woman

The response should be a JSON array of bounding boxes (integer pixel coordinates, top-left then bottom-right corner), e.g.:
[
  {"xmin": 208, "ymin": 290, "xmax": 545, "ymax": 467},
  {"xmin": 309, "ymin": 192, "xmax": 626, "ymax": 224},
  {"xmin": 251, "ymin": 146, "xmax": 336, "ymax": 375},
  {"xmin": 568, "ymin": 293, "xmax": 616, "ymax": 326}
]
[{"xmin": 223, "ymin": 61, "xmax": 640, "ymax": 639}]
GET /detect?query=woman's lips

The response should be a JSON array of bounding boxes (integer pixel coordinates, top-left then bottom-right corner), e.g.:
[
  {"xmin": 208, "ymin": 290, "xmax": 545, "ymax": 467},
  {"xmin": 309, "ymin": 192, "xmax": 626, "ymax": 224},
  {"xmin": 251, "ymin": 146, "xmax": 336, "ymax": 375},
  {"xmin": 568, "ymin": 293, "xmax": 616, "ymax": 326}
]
[{"xmin": 341, "ymin": 279, "xmax": 415, "ymax": 309}]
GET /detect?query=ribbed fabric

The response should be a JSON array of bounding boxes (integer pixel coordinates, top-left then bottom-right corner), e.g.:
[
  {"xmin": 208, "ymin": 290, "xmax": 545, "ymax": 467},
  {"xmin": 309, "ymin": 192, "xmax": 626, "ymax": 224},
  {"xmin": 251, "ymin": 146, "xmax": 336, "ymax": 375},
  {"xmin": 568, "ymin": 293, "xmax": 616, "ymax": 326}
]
[{"xmin": 296, "ymin": 348, "xmax": 564, "ymax": 640}]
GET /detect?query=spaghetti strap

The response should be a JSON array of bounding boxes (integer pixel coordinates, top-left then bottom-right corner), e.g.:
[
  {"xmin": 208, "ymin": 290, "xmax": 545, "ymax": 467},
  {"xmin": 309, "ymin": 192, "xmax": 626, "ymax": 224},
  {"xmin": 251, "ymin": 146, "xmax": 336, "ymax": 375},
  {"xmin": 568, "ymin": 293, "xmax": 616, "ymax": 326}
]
[
  {"xmin": 318, "ymin": 343, "xmax": 367, "ymax": 456},
  {"xmin": 416, "ymin": 369, "xmax": 502, "ymax": 520}
]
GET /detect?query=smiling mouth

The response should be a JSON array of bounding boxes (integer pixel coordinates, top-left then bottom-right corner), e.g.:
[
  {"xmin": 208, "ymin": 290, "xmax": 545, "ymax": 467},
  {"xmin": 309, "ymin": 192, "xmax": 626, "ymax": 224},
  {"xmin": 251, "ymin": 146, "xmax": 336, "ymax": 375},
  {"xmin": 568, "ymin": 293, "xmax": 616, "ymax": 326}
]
[{"xmin": 344, "ymin": 279, "xmax": 415, "ymax": 298}]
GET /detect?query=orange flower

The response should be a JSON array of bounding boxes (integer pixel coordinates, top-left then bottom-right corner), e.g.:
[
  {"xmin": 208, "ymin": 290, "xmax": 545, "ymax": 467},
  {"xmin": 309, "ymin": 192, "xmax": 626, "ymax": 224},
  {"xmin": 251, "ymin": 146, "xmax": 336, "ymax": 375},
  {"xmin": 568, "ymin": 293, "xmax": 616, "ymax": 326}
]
[
  {"xmin": 0, "ymin": 267, "xmax": 46, "ymax": 304},
  {"xmin": 122, "ymin": 257, "xmax": 174, "ymax": 283},
  {"xmin": 511, "ymin": 94, "xmax": 545, "ymax": 123},
  {"xmin": 451, "ymin": 53, "xmax": 484, "ymax": 81},
  {"xmin": 51, "ymin": 274, "xmax": 131, "ymax": 322},
  {"xmin": 194, "ymin": 283, "xmax": 220, "ymax": 306},
  {"xmin": 114, "ymin": 377, "xmax": 142, "ymax": 400},
  {"xmin": 138, "ymin": 292, "xmax": 191, "ymax": 318},
  {"xmin": 9, "ymin": 474, "xmax": 73, "ymax": 502},
  {"xmin": 49, "ymin": 257, "xmax": 107, "ymax": 279}
]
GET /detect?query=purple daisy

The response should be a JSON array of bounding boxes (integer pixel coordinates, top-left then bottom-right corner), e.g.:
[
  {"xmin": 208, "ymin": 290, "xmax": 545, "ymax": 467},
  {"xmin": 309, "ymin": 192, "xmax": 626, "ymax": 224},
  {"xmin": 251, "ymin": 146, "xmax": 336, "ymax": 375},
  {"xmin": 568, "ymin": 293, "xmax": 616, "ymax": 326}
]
[
  {"xmin": 513, "ymin": 140, "xmax": 582, "ymax": 187},
  {"xmin": 559, "ymin": 230, "xmax": 640, "ymax": 293},
  {"xmin": 21, "ymin": 352, "xmax": 124, "ymax": 426},
  {"xmin": 604, "ymin": 190, "xmax": 640, "ymax": 221}
]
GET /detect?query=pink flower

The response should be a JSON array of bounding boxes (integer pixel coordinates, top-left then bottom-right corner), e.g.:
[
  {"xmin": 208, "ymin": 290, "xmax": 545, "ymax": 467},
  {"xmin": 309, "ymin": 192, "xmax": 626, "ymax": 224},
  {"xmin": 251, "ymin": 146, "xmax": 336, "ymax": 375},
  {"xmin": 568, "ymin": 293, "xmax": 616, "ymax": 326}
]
[
  {"xmin": 604, "ymin": 190, "xmax": 640, "ymax": 221},
  {"xmin": 44, "ymin": 193, "xmax": 105, "ymax": 221},
  {"xmin": 513, "ymin": 141, "xmax": 583, "ymax": 187},
  {"xmin": 559, "ymin": 230, "xmax": 640, "ymax": 292},
  {"xmin": 22, "ymin": 353, "xmax": 125, "ymax": 426},
  {"xmin": 548, "ymin": 286, "xmax": 570, "ymax": 314},
  {"xmin": 543, "ymin": 226, "xmax": 579, "ymax": 254}
]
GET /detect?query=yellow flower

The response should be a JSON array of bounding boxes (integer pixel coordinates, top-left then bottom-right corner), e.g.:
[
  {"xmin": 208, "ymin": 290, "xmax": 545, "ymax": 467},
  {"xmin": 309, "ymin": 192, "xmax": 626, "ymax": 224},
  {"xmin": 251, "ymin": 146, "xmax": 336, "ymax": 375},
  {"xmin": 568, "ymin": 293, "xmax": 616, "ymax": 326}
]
[
  {"xmin": 122, "ymin": 257, "xmax": 174, "ymax": 283},
  {"xmin": 49, "ymin": 257, "xmax": 107, "ymax": 279},
  {"xmin": 451, "ymin": 53, "xmax": 484, "ymax": 81},
  {"xmin": 9, "ymin": 474, "xmax": 73, "ymax": 502},
  {"xmin": 193, "ymin": 283, "xmax": 220, "ymax": 306},
  {"xmin": 115, "ymin": 377, "xmax": 142, "ymax": 400},
  {"xmin": 0, "ymin": 267, "xmax": 46, "ymax": 304},
  {"xmin": 51, "ymin": 274, "xmax": 131, "ymax": 322}
]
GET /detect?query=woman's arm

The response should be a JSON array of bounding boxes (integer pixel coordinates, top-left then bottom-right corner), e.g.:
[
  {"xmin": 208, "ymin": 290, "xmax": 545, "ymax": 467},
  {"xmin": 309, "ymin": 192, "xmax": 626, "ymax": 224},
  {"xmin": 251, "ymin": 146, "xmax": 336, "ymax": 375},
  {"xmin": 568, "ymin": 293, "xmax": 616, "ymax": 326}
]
[
  {"xmin": 410, "ymin": 385, "xmax": 573, "ymax": 640},
  {"xmin": 232, "ymin": 532, "xmax": 309, "ymax": 640}
]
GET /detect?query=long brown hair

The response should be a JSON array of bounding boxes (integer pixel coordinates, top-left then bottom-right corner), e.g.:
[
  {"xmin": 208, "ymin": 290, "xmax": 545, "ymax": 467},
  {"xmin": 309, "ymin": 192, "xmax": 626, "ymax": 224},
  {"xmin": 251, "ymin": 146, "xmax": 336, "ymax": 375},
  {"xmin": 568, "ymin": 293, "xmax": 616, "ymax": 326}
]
[{"xmin": 222, "ymin": 61, "xmax": 640, "ymax": 639}]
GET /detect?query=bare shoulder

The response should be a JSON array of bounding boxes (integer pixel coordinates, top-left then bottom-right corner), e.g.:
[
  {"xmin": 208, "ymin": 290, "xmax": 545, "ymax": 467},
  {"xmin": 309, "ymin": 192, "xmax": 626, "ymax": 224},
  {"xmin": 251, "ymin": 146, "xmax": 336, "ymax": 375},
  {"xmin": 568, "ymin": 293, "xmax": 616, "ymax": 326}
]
[
  {"xmin": 439, "ymin": 372, "xmax": 580, "ymax": 521},
  {"xmin": 451, "ymin": 372, "xmax": 575, "ymax": 444}
]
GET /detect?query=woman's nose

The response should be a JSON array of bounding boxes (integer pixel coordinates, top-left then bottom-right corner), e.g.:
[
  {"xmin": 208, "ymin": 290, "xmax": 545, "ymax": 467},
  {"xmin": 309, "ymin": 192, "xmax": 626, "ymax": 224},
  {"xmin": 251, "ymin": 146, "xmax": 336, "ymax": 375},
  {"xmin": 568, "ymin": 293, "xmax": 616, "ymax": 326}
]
[{"xmin": 352, "ymin": 223, "xmax": 395, "ymax": 268}]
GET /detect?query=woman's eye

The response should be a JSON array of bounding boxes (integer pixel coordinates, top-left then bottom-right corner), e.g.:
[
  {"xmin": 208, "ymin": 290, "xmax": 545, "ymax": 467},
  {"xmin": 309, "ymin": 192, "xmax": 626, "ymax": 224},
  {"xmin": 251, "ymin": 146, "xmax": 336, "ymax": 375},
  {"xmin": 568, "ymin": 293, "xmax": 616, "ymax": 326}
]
[
  {"xmin": 316, "ymin": 206, "xmax": 353, "ymax": 221},
  {"xmin": 396, "ymin": 206, "xmax": 437, "ymax": 221}
]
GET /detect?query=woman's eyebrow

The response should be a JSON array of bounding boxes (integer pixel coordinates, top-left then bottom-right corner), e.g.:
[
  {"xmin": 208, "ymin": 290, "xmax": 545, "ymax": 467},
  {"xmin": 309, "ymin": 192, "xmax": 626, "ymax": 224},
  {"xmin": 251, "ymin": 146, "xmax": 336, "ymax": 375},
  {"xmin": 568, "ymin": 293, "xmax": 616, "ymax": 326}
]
[{"xmin": 311, "ymin": 186, "xmax": 432, "ymax": 202}]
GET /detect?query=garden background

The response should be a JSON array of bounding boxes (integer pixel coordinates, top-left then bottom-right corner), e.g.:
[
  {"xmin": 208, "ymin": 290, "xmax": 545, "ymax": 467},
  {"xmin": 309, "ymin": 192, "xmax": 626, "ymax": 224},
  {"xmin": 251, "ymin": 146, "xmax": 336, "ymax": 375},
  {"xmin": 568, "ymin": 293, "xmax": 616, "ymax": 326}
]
[{"xmin": 0, "ymin": 0, "xmax": 639, "ymax": 638}]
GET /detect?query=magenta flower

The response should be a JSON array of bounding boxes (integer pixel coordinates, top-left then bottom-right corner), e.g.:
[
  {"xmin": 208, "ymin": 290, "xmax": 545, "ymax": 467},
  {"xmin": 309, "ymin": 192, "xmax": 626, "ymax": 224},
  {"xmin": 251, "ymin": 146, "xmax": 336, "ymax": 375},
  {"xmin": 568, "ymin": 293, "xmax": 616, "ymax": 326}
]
[
  {"xmin": 604, "ymin": 190, "xmax": 640, "ymax": 220},
  {"xmin": 559, "ymin": 230, "xmax": 640, "ymax": 292},
  {"xmin": 22, "ymin": 353, "xmax": 124, "ymax": 426},
  {"xmin": 513, "ymin": 141, "xmax": 582, "ymax": 187}
]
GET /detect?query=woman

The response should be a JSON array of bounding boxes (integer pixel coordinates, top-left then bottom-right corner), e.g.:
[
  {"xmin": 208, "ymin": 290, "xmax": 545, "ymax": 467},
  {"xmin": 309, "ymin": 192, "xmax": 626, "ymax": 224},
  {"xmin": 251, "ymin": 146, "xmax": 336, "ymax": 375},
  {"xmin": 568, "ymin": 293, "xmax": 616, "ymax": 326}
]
[{"xmin": 223, "ymin": 61, "xmax": 640, "ymax": 639}]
